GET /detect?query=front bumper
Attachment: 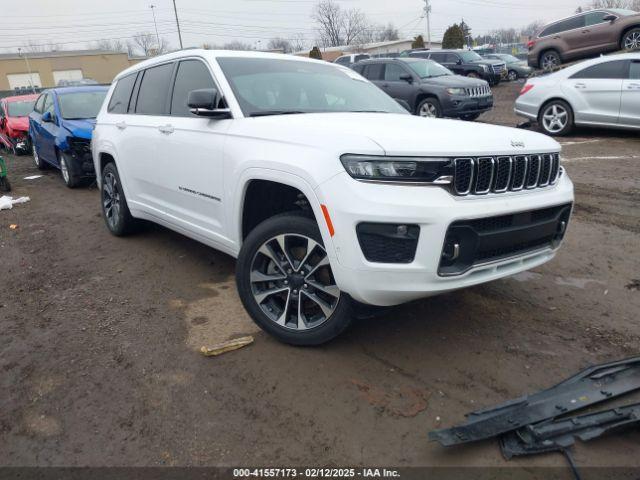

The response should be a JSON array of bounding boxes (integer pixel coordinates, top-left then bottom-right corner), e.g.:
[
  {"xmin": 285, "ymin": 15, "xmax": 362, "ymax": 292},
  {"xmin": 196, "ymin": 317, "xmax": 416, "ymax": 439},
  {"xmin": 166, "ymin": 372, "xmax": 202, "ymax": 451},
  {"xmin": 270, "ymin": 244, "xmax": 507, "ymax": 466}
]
[
  {"xmin": 317, "ymin": 171, "xmax": 574, "ymax": 306},
  {"xmin": 442, "ymin": 95, "xmax": 493, "ymax": 118}
]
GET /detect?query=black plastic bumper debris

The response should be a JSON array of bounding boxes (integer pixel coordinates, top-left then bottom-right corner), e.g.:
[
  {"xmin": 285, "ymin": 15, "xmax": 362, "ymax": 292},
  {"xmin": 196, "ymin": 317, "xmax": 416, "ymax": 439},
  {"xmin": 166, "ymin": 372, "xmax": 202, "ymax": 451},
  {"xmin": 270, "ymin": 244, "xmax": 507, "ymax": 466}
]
[
  {"xmin": 429, "ymin": 356, "xmax": 640, "ymax": 446},
  {"xmin": 500, "ymin": 401, "xmax": 640, "ymax": 459}
]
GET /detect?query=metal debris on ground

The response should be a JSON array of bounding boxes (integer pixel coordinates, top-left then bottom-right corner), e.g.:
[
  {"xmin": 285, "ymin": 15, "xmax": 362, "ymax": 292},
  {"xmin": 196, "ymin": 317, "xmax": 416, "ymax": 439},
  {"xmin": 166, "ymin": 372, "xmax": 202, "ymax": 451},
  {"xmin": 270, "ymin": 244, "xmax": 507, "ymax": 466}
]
[
  {"xmin": 9, "ymin": 224, "xmax": 18, "ymax": 229},
  {"xmin": 200, "ymin": 336, "xmax": 254, "ymax": 357},
  {"xmin": 429, "ymin": 356, "xmax": 640, "ymax": 480},
  {"xmin": 24, "ymin": 175, "xmax": 43, "ymax": 180}
]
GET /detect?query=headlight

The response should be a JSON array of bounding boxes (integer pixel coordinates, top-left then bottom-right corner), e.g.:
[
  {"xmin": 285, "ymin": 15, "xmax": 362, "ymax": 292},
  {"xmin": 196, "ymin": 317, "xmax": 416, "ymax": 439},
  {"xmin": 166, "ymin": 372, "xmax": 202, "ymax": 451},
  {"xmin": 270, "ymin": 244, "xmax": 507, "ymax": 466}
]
[
  {"xmin": 446, "ymin": 87, "xmax": 466, "ymax": 96},
  {"xmin": 480, "ymin": 64, "xmax": 489, "ymax": 72},
  {"xmin": 340, "ymin": 154, "xmax": 452, "ymax": 183}
]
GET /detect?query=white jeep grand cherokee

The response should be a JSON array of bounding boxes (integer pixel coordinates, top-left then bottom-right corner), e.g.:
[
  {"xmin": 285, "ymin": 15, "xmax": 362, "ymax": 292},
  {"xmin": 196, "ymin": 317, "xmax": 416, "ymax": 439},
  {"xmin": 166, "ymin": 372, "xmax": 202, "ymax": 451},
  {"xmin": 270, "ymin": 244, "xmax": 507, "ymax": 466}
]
[{"xmin": 92, "ymin": 50, "xmax": 574, "ymax": 345}]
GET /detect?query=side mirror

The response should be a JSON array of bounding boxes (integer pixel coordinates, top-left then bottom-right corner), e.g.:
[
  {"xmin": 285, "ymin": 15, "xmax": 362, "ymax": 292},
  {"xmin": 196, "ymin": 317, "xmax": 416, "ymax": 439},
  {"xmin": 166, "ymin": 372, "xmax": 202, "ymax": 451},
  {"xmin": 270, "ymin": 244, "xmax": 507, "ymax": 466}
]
[
  {"xmin": 188, "ymin": 88, "xmax": 231, "ymax": 118},
  {"xmin": 396, "ymin": 99, "xmax": 411, "ymax": 112},
  {"xmin": 603, "ymin": 14, "xmax": 616, "ymax": 22},
  {"xmin": 42, "ymin": 111, "xmax": 53, "ymax": 123},
  {"xmin": 399, "ymin": 74, "xmax": 413, "ymax": 83}
]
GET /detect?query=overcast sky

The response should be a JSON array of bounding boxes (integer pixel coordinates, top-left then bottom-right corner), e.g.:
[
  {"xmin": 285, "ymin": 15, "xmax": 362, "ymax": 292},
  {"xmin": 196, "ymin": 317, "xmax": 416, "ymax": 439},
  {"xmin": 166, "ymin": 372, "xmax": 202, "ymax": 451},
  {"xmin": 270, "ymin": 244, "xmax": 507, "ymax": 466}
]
[{"xmin": 1, "ymin": 0, "xmax": 586, "ymax": 54}]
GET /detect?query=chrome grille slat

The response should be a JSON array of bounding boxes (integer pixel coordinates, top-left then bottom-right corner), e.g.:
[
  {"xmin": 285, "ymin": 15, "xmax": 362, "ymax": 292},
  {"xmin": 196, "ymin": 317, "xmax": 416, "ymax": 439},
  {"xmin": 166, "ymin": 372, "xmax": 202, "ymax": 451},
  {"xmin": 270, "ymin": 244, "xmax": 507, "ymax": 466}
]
[
  {"xmin": 465, "ymin": 85, "xmax": 491, "ymax": 97},
  {"xmin": 452, "ymin": 152, "xmax": 560, "ymax": 196}
]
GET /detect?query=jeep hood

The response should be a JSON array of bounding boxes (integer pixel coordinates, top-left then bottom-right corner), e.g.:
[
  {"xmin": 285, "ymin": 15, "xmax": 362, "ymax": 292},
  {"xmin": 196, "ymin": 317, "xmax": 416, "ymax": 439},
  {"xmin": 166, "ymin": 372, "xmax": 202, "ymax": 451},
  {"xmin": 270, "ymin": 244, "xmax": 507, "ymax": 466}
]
[
  {"xmin": 421, "ymin": 75, "xmax": 488, "ymax": 88},
  {"xmin": 62, "ymin": 118, "xmax": 95, "ymax": 140},
  {"xmin": 235, "ymin": 112, "xmax": 559, "ymax": 157}
]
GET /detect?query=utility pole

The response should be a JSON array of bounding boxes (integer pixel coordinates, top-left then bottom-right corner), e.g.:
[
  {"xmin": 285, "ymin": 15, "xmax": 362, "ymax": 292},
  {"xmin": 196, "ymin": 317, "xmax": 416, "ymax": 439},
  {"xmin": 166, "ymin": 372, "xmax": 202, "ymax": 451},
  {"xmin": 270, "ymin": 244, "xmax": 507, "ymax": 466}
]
[
  {"xmin": 172, "ymin": 0, "xmax": 183, "ymax": 49},
  {"xmin": 17, "ymin": 47, "xmax": 36, "ymax": 93},
  {"xmin": 423, "ymin": 0, "xmax": 432, "ymax": 49},
  {"xmin": 150, "ymin": 5, "xmax": 160, "ymax": 47}
]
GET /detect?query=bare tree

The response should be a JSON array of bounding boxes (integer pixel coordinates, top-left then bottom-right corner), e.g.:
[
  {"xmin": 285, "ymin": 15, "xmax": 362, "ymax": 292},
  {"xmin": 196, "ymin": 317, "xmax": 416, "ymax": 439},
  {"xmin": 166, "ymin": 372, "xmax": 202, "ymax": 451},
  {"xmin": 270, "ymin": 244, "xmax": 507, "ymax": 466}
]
[
  {"xmin": 343, "ymin": 8, "xmax": 368, "ymax": 45},
  {"xmin": 591, "ymin": 0, "xmax": 638, "ymax": 7},
  {"xmin": 313, "ymin": 0, "xmax": 343, "ymax": 47},
  {"xmin": 23, "ymin": 40, "xmax": 61, "ymax": 53},
  {"xmin": 222, "ymin": 41, "xmax": 254, "ymax": 51},
  {"xmin": 131, "ymin": 32, "xmax": 169, "ymax": 57},
  {"xmin": 92, "ymin": 39, "xmax": 126, "ymax": 52},
  {"xmin": 520, "ymin": 20, "xmax": 546, "ymax": 38},
  {"xmin": 268, "ymin": 37, "xmax": 293, "ymax": 53},
  {"xmin": 377, "ymin": 23, "xmax": 400, "ymax": 42},
  {"xmin": 290, "ymin": 33, "xmax": 307, "ymax": 53}
]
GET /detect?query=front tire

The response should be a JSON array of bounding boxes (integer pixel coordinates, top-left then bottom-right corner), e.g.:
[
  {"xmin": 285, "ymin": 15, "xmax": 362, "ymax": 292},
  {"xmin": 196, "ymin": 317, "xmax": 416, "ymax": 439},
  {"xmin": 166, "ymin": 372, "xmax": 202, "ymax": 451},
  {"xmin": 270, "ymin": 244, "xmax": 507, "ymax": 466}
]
[
  {"xmin": 236, "ymin": 213, "xmax": 353, "ymax": 345},
  {"xmin": 539, "ymin": 100, "xmax": 574, "ymax": 136},
  {"xmin": 100, "ymin": 162, "xmax": 137, "ymax": 236},
  {"xmin": 58, "ymin": 151, "xmax": 81, "ymax": 188},
  {"xmin": 32, "ymin": 143, "xmax": 47, "ymax": 170},
  {"xmin": 622, "ymin": 28, "xmax": 640, "ymax": 50},
  {"xmin": 507, "ymin": 69, "xmax": 518, "ymax": 81},
  {"xmin": 416, "ymin": 97, "xmax": 442, "ymax": 118}
]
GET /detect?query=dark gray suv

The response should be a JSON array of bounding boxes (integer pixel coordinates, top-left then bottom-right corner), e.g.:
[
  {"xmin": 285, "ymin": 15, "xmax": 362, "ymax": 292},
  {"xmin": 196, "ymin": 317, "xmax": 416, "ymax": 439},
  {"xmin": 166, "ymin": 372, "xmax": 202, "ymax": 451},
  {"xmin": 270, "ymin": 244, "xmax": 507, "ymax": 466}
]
[{"xmin": 353, "ymin": 58, "xmax": 493, "ymax": 120}]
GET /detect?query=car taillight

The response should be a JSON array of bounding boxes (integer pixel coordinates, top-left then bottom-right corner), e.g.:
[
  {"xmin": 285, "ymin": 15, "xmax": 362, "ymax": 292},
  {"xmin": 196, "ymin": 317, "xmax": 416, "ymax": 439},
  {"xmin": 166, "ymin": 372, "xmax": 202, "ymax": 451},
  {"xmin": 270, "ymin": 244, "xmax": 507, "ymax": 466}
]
[
  {"xmin": 519, "ymin": 84, "xmax": 534, "ymax": 96},
  {"xmin": 527, "ymin": 39, "xmax": 536, "ymax": 49}
]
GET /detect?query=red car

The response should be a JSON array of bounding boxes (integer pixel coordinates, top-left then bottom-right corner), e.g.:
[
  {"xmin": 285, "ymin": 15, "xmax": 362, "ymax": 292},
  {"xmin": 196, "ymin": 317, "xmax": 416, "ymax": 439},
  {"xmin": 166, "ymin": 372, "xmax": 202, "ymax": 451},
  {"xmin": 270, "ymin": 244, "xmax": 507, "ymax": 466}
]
[{"xmin": 0, "ymin": 94, "xmax": 38, "ymax": 155}]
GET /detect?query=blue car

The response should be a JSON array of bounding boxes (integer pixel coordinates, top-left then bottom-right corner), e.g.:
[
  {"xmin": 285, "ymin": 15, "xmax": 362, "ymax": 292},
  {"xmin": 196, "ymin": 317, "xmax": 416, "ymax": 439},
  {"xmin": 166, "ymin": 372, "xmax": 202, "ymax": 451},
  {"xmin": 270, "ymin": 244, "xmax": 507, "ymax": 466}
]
[{"xmin": 29, "ymin": 86, "xmax": 108, "ymax": 187}]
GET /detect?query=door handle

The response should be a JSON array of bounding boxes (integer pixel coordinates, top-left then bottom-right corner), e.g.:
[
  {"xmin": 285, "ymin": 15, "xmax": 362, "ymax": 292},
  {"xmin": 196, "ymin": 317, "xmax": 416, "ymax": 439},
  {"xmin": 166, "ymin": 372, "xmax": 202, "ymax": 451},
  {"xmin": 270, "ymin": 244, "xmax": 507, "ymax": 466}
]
[
  {"xmin": 158, "ymin": 124, "xmax": 174, "ymax": 134},
  {"xmin": 582, "ymin": 29, "xmax": 590, "ymax": 33},
  {"xmin": 574, "ymin": 83, "xmax": 587, "ymax": 89},
  {"xmin": 627, "ymin": 83, "xmax": 640, "ymax": 90},
  {"xmin": 115, "ymin": 121, "xmax": 127, "ymax": 130}
]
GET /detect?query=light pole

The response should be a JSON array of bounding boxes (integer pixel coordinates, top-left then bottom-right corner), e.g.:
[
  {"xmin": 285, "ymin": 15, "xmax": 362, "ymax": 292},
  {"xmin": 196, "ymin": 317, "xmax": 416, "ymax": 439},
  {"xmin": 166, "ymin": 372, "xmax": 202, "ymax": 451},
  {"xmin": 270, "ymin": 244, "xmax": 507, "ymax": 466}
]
[
  {"xmin": 150, "ymin": 5, "xmax": 160, "ymax": 47},
  {"xmin": 173, "ymin": 0, "xmax": 183, "ymax": 49},
  {"xmin": 424, "ymin": 0, "xmax": 432, "ymax": 48},
  {"xmin": 17, "ymin": 47, "xmax": 36, "ymax": 93}
]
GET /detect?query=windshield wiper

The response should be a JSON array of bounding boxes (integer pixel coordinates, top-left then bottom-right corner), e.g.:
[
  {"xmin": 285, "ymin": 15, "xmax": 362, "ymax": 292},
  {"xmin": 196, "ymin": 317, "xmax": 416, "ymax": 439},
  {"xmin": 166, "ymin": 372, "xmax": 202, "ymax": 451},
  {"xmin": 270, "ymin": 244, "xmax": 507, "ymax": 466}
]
[{"xmin": 249, "ymin": 110, "xmax": 306, "ymax": 117}]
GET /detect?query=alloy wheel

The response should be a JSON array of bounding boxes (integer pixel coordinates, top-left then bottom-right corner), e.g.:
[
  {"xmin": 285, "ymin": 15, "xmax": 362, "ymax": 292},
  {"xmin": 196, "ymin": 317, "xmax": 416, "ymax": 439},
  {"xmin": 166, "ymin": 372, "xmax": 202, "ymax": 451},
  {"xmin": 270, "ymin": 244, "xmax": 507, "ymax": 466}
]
[
  {"xmin": 102, "ymin": 172, "xmax": 121, "ymax": 230},
  {"xmin": 624, "ymin": 31, "xmax": 640, "ymax": 50},
  {"xmin": 33, "ymin": 147, "xmax": 40, "ymax": 167},
  {"xmin": 249, "ymin": 234, "xmax": 340, "ymax": 331},
  {"xmin": 542, "ymin": 104, "xmax": 568, "ymax": 134},
  {"xmin": 508, "ymin": 70, "xmax": 518, "ymax": 81},
  {"xmin": 542, "ymin": 53, "xmax": 559, "ymax": 71},
  {"xmin": 60, "ymin": 156, "xmax": 70, "ymax": 184},
  {"xmin": 419, "ymin": 102, "xmax": 438, "ymax": 118}
]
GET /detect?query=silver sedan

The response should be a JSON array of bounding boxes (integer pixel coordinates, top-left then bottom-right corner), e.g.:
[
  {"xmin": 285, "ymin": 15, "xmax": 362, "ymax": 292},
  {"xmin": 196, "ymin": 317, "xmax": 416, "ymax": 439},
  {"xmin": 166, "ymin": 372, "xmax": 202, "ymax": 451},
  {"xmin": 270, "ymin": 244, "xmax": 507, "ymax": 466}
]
[{"xmin": 515, "ymin": 52, "xmax": 640, "ymax": 136}]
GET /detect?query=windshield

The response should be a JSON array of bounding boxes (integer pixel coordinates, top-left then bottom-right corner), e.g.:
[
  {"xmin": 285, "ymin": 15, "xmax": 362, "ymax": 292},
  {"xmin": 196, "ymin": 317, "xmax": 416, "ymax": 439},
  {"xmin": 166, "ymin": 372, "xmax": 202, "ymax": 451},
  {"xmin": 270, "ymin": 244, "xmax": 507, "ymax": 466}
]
[
  {"xmin": 58, "ymin": 91, "xmax": 107, "ymax": 119},
  {"xmin": 7, "ymin": 100, "xmax": 36, "ymax": 117},
  {"xmin": 406, "ymin": 60, "xmax": 453, "ymax": 78},
  {"xmin": 458, "ymin": 51, "xmax": 483, "ymax": 62},
  {"xmin": 217, "ymin": 57, "xmax": 406, "ymax": 117},
  {"xmin": 609, "ymin": 8, "xmax": 637, "ymax": 15}
]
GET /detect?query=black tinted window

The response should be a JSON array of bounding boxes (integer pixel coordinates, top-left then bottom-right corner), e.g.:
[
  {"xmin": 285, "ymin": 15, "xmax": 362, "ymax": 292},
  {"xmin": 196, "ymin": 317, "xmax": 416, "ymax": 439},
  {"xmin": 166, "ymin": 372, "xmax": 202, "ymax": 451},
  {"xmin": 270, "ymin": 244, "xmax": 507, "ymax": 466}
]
[
  {"xmin": 135, "ymin": 63, "xmax": 174, "ymax": 115},
  {"xmin": 354, "ymin": 55, "xmax": 369, "ymax": 62},
  {"xmin": 361, "ymin": 63, "xmax": 384, "ymax": 80},
  {"xmin": 571, "ymin": 60, "xmax": 628, "ymax": 79},
  {"xmin": 629, "ymin": 61, "xmax": 640, "ymax": 79},
  {"xmin": 384, "ymin": 63, "xmax": 407, "ymax": 81},
  {"xmin": 428, "ymin": 52, "xmax": 447, "ymax": 62},
  {"xmin": 545, "ymin": 15, "xmax": 585, "ymax": 36},
  {"xmin": 108, "ymin": 73, "xmax": 137, "ymax": 113},
  {"xmin": 445, "ymin": 53, "xmax": 460, "ymax": 63},
  {"xmin": 335, "ymin": 57, "xmax": 350, "ymax": 65},
  {"xmin": 170, "ymin": 60, "xmax": 216, "ymax": 116},
  {"xmin": 585, "ymin": 11, "xmax": 609, "ymax": 26},
  {"xmin": 409, "ymin": 51, "xmax": 430, "ymax": 59}
]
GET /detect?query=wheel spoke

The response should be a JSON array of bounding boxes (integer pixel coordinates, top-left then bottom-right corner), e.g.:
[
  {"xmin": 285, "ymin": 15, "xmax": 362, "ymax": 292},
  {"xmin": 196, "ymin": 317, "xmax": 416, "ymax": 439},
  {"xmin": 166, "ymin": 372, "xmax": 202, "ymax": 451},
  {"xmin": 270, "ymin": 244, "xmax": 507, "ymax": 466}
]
[
  {"xmin": 250, "ymin": 270, "xmax": 287, "ymax": 283},
  {"xmin": 275, "ymin": 290, "xmax": 292, "ymax": 326},
  {"xmin": 304, "ymin": 255, "xmax": 330, "ymax": 279},
  {"xmin": 257, "ymin": 243, "xmax": 287, "ymax": 275},
  {"xmin": 254, "ymin": 286, "xmax": 290, "ymax": 304},
  {"xmin": 275, "ymin": 235, "xmax": 296, "ymax": 271},
  {"xmin": 297, "ymin": 237, "xmax": 320, "ymax": 272},
  {"xmin": 307, "ymin": 279, "xmax": 340, "ymax": 298},
  {"xmin": 301, "ymin": 290, "xmax": 333, "ymax": 318},
  {"xmin": 296, "ymin": 294, "xmax": 307, "ymax": 329}
]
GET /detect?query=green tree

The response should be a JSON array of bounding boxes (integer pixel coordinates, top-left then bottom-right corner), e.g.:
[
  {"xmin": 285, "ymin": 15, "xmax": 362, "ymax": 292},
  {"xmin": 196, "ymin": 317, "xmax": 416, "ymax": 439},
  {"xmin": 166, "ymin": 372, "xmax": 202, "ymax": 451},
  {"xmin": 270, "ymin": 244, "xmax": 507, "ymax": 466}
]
[
  {"xmin": 442, "ymin": 24, "xmax": 464, "ymax": 49},
  {"xmin": 411, "ymin": 35, "xmax": 425, "ymax": 49},
  {"xmin": 309, "ymin": 46, "xmax": 323, "ymax": 59}
]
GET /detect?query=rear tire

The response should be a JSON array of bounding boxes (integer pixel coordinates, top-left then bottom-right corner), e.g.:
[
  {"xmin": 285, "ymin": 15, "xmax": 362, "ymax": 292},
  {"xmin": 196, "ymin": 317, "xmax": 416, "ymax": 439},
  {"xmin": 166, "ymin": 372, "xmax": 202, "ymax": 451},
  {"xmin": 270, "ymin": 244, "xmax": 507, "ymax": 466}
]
[
  {"xmin": 32, "ymin": 143, "xmax": 47, "ymax": 170},
  {"xmin": 100, "ymin": 162, "xmax": 137, "ymax": 236},
  {"xmin": 540, "ymin": 50, "xmax": 561, "ymax": 71},
  {"xmin": 236, "ymin": 212, "xmax": 353, "ymax": 345}
]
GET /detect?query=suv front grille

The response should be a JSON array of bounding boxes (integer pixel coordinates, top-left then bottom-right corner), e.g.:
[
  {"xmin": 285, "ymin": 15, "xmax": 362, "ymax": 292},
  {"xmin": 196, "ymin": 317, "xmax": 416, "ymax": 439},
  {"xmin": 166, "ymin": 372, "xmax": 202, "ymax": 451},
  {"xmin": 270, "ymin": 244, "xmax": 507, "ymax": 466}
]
[
  {"xmin": 453, "ymin": 154, "xmax": 560, "ymax": 196},
  {"xmin": 465, "ymin": 85, "xmax": 492, "ymax": 97}
]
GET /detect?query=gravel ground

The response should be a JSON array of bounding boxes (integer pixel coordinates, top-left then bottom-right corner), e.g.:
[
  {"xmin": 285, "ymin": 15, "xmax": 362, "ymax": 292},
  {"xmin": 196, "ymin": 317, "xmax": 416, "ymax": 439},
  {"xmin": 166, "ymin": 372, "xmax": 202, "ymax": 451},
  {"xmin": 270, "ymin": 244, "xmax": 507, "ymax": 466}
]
[{"xmin": 1, "ymin": 81, "xmax": 639, "ymax": 474}]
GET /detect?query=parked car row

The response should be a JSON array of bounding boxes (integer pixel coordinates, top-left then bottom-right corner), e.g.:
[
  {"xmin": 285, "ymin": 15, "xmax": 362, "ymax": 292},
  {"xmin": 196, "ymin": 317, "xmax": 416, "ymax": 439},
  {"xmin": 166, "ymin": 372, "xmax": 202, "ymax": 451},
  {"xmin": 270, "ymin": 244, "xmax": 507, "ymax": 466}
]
[{"xmin": 0, "ymin": 94, "xmax": 38, "ymax": 154}]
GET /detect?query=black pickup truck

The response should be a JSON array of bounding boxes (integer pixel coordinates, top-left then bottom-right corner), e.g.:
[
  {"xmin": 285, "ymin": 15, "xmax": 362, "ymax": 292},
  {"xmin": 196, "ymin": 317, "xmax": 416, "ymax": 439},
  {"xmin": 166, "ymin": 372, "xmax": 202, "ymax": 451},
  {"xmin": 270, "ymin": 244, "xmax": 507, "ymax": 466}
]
[{"xmin": 405, "ymin": 49, "xmax": 506, "ymax": 86}]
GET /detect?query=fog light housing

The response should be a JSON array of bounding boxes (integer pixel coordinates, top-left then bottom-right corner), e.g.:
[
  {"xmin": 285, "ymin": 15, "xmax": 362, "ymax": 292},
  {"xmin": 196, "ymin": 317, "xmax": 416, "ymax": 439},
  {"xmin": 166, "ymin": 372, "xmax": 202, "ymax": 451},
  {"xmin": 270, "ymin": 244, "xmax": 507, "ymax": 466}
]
[{"xmin": 356, "ymin": 223, "xmax": 420, "ymax": 263}]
